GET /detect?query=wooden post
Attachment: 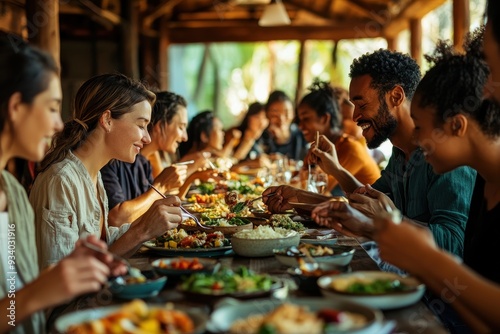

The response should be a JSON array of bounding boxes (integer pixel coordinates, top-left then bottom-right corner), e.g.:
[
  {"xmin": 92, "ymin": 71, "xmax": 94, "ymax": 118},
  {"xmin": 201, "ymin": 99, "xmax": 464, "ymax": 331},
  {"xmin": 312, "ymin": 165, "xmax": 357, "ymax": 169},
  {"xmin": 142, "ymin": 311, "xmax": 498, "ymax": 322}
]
[
  {"xmin": 410, "ymin": 18, "xmax": 422, "ymax": 66},
  {"xmin": 0, "ymin": 2, "xmax": 26, "ymax": 37},
  {"xmin": 142, "ymin": 36, "xmax": 159, "ymax": 89},
  {"xmin": 386, "ymin": 37, "xmax": 396, "ymax": 51},
  {"xmin": 268, "ymin": 42, "xmax": 276, "ymax": 92},
  {"xmin": 453, "ymin": 0, "xmax": 470, "ymax": 52},
  {"xmin": 158, "ymin": 17, "xmax": 170, "ymax": 91},
  {"xmin": 25, "ymin": 0, "xmax": 60, "ymax": 67},
  {"xmin": 295, "ymin": 40, "xmax": 306, "ymax": 106},
  {"xmin": 122, "ymin": 0, "xmax": 140, "ymax": 79}
]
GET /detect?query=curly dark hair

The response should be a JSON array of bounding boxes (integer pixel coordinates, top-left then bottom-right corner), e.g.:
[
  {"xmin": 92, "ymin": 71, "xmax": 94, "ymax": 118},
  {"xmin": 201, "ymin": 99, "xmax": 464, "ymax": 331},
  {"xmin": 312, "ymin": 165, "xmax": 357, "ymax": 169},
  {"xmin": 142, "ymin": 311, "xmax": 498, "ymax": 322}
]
[
  {"xmin": 148, "ymin": 91, "xmax": 187, "ymax": 133},
  {"xmin": 298, "ymin": 80, "xmax": 341, "ymax": 130},
  {"xmin": 349, "ymin": 49, "xmax": 421, "ymax": 101},
  {"xmin": 415, "ymin": 27, "xmax": 500, "ymax": 137}
]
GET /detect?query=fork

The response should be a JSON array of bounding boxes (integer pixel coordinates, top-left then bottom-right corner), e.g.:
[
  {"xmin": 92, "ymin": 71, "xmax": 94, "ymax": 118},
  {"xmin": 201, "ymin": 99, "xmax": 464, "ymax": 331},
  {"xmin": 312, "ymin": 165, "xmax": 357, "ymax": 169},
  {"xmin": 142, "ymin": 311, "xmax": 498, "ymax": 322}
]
[
  {"xmin": 179, "ymin": 205, "xmax": 213, "ymax": 230},
  {"xmin": 149, "ymin": 183, "xmax": 212, "ymax": 230}
]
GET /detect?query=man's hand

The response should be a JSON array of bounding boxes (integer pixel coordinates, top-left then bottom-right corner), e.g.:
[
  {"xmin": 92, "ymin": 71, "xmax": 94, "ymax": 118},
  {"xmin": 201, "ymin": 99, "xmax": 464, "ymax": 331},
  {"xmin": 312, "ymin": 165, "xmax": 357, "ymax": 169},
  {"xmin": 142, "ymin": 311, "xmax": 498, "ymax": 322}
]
[
  {"xmin": 349, "ymin": 184, "xmax": 395, "ymax": 218},
  {"xmin": 311, "ymin": 200, "xmax": 374, "ymax": 238},
  {"xmin": 307, "ymin": 135, "xmax": 341, "ymax": 175},
  {"xmin": 262, "ymin": 185, "xmax": 300, "ymax": 213}
]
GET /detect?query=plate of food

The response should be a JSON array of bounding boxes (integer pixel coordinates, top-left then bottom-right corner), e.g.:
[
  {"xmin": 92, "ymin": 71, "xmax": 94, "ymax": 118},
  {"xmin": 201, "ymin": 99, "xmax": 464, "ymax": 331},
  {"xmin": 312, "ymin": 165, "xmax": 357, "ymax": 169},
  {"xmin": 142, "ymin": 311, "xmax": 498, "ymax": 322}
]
[
  {"xmin": 206, "ymin": 297, "xmax": 384, "ymax": 334},
  {"xmin": 55, "ymin": 299, "xmax": 207, "ymax": 334},
  {"xmin": 180, "ymin": 216, "xmax": 253, "ymax": 236},
  {"xmin": 274, "ymin": 244, "xmax": 355, "ymax": 267},
  {"xmin": 318, "ymin": 271, "xmax": 426, "ymax": 310},
  {"xmin": 269, "ymin": 213, "xmax": 306, "ymax": 232},
  {"xmin": 178, "ymin": 266, "xmax": 282, "ymax": 300},
  {"xmin": 152, "ymin": 257, "xmax": 218, "ymax": 277},
  {"xmin": 301, "ymin": 229, "xmax": 339, "ymax": 245},
  {"xmin": 144, "ymin": 228, "xmax": 233, "ymax": 257}
]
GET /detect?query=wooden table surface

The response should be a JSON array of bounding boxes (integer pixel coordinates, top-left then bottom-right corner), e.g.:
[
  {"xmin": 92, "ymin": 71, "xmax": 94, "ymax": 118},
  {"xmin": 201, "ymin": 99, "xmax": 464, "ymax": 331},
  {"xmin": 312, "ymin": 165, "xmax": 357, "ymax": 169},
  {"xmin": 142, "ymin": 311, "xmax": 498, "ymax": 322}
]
[{"xmin": 50, "ymin": 234, "xmax": 448, "ymax": 334}]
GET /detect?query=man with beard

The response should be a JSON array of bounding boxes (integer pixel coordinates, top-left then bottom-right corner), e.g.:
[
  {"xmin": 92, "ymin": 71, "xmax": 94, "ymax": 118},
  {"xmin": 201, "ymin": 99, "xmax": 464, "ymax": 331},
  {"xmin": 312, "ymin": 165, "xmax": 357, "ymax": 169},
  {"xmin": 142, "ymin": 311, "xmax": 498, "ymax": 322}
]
[{"xmin": 263, "ymin": 49, "xmax": 476, "ymax": 258}]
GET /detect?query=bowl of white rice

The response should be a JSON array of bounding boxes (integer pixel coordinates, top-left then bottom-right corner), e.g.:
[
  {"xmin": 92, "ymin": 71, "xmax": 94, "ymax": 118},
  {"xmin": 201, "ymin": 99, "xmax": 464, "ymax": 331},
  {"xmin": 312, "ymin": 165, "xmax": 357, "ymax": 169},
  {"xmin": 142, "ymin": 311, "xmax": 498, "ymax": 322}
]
[{"xmin": 231, "ymin": 226, "xmax": 300, "ymax": 257}]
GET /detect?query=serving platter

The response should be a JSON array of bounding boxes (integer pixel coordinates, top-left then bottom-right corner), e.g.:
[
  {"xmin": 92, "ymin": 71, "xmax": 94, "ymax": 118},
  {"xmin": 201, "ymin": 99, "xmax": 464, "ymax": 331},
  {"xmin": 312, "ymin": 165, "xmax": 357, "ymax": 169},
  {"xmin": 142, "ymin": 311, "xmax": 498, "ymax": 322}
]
[
  {"xmin": 143, "ymin": 241, "xmax": 233, "ymax": 257},
  {"xmin": 151, "ymin": 258, "xmax": 218, "ymax": 277}
]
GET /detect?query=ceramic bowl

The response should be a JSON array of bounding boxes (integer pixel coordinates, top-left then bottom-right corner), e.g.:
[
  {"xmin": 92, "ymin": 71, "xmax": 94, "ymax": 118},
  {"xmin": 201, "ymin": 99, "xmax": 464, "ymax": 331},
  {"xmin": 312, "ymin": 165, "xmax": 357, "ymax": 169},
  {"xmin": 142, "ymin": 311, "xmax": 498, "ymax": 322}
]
[
  {"xmin": 287, "ymin": 263, "xmax": 346, "ymax": 294},
  {"xmin": 231, "ymin": 231, "xmax": 300, "ymax": 257},
  {"xmin": 109, "ymin": 276, "xmax": 167, "ymax": 299}
]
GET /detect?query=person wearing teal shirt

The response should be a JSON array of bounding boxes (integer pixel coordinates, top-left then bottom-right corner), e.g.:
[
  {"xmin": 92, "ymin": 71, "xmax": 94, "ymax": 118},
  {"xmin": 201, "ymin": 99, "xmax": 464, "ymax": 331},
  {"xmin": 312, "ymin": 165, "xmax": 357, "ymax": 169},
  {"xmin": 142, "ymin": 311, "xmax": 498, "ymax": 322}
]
[
  {"xmin": 263, "ymin": 49, "xmax": 475, "ymax": 258},
  {"xmin": 372, "ymin": 147, "xmax": 475, "ymax": 257}
]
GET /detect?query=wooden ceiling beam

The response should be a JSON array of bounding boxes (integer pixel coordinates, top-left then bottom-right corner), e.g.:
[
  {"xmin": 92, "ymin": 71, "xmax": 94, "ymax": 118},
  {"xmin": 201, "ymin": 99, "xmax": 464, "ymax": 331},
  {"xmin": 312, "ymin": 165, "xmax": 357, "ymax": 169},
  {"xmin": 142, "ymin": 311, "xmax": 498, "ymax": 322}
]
[
  {"xmin": 383, "ymin": 0, "xmax": 447, "ymax": 38},
  {"xmin": 77, "ymin": 0, "xmax": 121, "ymax": 25},
  {"xmin": 143, "ymin": 0, "xmax": 185, "ymax": 29},
  {"xmin": 323, "ymin": 0, "xmax": 334, "ymax": 13},
  {"xmin": 347, "ymin": 0, "xmax": 388, "ymax": 23},
  {"xmin": 287, "ymin": 0, "xmax": 335, "ymax": 20},
  {"xmin": 167, "ymin": 17, "xmax": 368, "ymax": 29},
  {"xmin": 166, "ymin": 24, "xmax": 379, "ymax": 43}
]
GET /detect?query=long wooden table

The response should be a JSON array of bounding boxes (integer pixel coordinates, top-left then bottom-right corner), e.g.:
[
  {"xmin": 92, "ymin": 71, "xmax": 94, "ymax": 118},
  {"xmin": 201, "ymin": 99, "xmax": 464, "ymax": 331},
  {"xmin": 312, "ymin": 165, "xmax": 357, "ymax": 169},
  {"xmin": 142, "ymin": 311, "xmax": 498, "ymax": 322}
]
[{"xmin": 50, "ymin": 235, "xmax": 448, "ymax": 333}]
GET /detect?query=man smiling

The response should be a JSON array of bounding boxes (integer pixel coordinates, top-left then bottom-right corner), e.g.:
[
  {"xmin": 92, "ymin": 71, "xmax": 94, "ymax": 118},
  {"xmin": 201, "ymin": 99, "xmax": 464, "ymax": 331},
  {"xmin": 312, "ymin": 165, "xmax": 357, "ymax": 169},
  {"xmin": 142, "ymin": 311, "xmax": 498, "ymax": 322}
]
[
  {"xmin": 313, "ymin": 49, "xmax": 477, "ymax": 257},
  {"xmin": 265, "ymin": 49, "xmax": 476, "ymax": 258}
]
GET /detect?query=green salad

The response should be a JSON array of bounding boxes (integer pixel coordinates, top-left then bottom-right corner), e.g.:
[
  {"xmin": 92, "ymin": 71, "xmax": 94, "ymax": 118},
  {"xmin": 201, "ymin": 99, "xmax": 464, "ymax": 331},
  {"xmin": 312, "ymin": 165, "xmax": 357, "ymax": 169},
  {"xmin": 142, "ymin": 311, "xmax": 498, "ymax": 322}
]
[
  {"xmin": 201, "ymin": 216, "xmax": 251, "ymax": 226},
  {"xmin": 180, "ymin": 266, "xmax": 274, "ymax": 294},
  {"xmin": 345, "ymin": 279, "xmax": 409, "ymax": 294},
  {"xmin": 270, "ymin": 214, "xmax": 305, "ymax": 231}
]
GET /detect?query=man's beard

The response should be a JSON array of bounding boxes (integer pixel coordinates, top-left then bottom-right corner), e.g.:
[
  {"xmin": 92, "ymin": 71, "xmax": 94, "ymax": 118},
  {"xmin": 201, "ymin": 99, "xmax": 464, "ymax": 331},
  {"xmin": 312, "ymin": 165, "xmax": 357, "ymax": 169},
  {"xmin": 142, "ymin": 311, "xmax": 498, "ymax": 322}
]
[{"xmin": 366, "ymin": 99, "xmax": 398, "ymax": 149}]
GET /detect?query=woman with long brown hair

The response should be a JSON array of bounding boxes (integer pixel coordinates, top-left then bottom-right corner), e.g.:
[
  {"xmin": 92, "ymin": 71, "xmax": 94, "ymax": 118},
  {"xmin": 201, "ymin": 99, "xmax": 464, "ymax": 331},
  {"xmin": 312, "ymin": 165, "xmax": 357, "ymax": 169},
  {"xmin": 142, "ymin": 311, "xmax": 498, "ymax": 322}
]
[{"xmin": 30, "ymin": 73, "xmax": 182, "ymax": 270}]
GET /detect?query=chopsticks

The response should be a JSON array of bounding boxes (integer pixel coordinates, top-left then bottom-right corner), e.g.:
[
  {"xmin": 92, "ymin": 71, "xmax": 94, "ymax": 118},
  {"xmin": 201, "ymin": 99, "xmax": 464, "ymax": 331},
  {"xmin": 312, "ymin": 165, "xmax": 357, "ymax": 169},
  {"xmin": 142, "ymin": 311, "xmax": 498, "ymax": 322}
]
[
  {"xmin": 246, "ymin": 191, "xmax": 277, "ymax": 206},
  {"xmin": 173, "ymin": 160, "xmax": 195, "ymax": 166},
  {"xmin": 82, "ymin": 241, "xmax": 130, "ymax": 268}
]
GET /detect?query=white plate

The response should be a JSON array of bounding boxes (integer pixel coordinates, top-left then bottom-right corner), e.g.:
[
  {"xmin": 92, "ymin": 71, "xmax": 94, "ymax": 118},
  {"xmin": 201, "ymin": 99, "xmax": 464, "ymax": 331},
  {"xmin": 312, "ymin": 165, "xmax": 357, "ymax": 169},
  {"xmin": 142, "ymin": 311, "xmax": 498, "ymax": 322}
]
[
  {"xmin": 55, "ymin": 304, "xmax": 207, "ymax": 333},
  {"xmin": 206, "ymin": 297, "xmax": 384, "ymax": 334},
  {"xmin": 317, "ymin": 271, "xmax": 425, "ymax": 310}
]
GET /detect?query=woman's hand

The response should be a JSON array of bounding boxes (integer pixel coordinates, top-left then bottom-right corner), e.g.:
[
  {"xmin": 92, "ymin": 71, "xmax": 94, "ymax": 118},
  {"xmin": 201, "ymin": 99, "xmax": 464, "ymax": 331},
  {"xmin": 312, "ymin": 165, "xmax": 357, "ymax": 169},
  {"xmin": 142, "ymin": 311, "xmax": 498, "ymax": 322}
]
[
  {"xmin": 72, "ymin": 235, "xmax": 127, "ymax": 276},
  {"xmin": 27, "ymin": 236, "xmax": 113, "ymax": 309},
  {"xmin": 373, "ymin": 214, "xmax": 437, "ymax": 274},
  {"xmin": 154, "ymin": 165, "xmax": 188, "ymax": 193},
  {"xmin": 138, "ymin": 196, "xmax": 182, "ymax": 239}
]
